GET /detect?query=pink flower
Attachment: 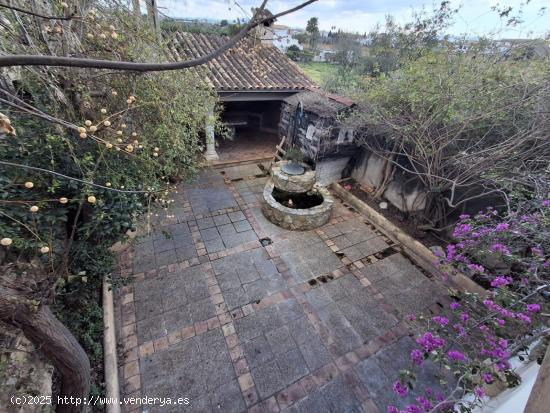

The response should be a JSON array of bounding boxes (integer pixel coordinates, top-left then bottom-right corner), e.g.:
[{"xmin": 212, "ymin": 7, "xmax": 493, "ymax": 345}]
[
  {"xmin": 393, "ymin": 380, "xmax": 409, "ymax": 397},
  {"xmin": 450, "ymin": 301, "xmax": 461, "ymax": 310},
  {"xmin": 527, "ymin": 303, "xmax": 541, "ymax": 313},
  {"xmin": 495, "ymin": 223, "xmax": 509, "ymax": 232},
  {"xmin": 404, "ymin": 405, "xmax": 422, "ymax": 413},
  {"xmin": 432, "ymin": 316, "xmax": 450, "ymax": 326},
  {"xmin": 490, "ymin": 276, "xmax": 512, "ymax": 288},
  {"xmin": 448, "ymin": 350, "xmax": 467, "ymax": 362},
  {"xmin": 516, "ymin": 312, "xmax": 531, "ymax": 324},
  {"xmin": 490, "ymin": 243, "xmax": 510, "ymax": 254},
  {"xmin": 542, "ymin": 199, "xmax": 550, "ymax": 207},
  {"xmin": 460, "ymin": 312, "xmax": 470, "ymax": 322},
  {"xmin": 531, "ymin": 247, "xmax": 543, "ymax": 257},
  {"xmin": 416, "ymin": 396, "xmax": 433, "ymax": 411},
  {"xmin": 416, "ymin": 332, "xmax": 446, "ymax": 352},
  {"xmin": 468, "ymin": 263, "xmax": 485, "ymax": 273},
  {"xmin": 410, "ymin": 349, "xmax": 424, "ymax": 366},
  {"xmin": 387, "ymin": 406, "xmax": 400, "ymax": 413},
  {"xmin": 474, "ymin": 387, "xmax": 486, "ymax": 398},
  {"xmin": 482, "ymin": 373, "xmax": 494, "ymax": 383}
]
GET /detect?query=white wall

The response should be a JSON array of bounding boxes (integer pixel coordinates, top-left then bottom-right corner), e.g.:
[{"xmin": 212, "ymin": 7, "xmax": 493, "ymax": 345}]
[
  {"xmin": 316, "ymin": 157, "xmax": 351, "ymax": 187},
  {"xmin": 352, "ymin": 150, "xmax": 427, "ymax": 212}
]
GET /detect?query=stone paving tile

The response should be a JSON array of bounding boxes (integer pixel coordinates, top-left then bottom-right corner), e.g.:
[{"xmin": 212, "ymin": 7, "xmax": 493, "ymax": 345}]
[
  {"xmin": 281, "ymin": 244, "xmax": 343, "ymax": 281},
  {"xmin": 251, "ymin": 359, "xmax": 287, "ymax": 399},
  {"xmin": 118, "ymin": 174, "xmax": 452, "ymax": 413}
]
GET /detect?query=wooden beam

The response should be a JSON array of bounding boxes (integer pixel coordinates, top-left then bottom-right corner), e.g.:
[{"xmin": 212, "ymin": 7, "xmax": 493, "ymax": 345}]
[{"xmin": 524, "ymin": 344, "xmax": 550, "ymax": 413}]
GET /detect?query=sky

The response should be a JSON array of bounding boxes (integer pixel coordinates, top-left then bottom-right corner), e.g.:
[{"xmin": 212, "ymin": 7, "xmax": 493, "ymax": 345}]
[{"xmin": 155, "ymin": 0, "xmax": 550, "ymax": 39}]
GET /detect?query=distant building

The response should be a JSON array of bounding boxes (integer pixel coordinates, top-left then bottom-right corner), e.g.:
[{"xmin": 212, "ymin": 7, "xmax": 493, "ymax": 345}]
[
  {"xmin": 272, "ymin": 24, "xmax": 303, "ymax": 52},
  {"xmin": 313, "ymin": 50, "xmax": 335, "ymax": 62}
]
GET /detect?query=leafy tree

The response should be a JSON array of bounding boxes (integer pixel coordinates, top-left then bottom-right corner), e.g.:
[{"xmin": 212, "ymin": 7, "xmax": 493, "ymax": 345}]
[
  {"xmin": 286, "ymin": 44, "xmax": 301, "ymax": 61},
  {"xmin": 353, "ymin": 52, "xmax": 550, "ymax": 229},
  {"xmin": 306, "ymin": 16, "xmax": 320, "ymax": 49}
]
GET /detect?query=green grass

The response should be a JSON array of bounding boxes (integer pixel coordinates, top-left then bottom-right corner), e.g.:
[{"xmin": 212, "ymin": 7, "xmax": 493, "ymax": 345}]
[{"xmin": 297, "ymin": 62, "xmax": 338, "ymax": 84}]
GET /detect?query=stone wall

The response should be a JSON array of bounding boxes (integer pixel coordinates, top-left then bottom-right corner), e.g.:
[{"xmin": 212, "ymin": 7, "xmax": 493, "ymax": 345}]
[
  {"xmin": 262, "ymin": 181, "xmax": 333, "ymax": 231},
  {"xmin": 271, "ymin": 161, "xmax": 315, "ymax": 193}
]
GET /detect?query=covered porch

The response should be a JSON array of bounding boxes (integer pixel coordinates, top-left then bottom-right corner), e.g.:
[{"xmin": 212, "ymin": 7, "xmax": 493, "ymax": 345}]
[{"xmin": 205, "ymin": 90, "xmax": 299, "ymax": 165}]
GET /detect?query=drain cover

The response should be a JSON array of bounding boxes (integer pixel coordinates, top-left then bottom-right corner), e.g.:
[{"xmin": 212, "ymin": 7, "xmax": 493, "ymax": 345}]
[
  {"xmin": 281, "ymin": 162, "xmax": 305, "ymax": 175},
  {"xmin": 260, "ymin": 237, "xmax": 273, "ymax": 247}
]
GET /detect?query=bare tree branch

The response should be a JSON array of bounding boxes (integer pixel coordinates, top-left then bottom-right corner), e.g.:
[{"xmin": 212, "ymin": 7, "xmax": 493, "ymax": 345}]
[
  {"xmin": 0, "ymin": 0, "xmax": 319, "ymax": 71},
  {"xmin": 0, "ymin": 2, "xmax": 77, "ymax": 20}
]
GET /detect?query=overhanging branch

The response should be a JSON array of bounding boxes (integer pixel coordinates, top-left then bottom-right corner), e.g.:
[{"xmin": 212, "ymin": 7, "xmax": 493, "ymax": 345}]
[{"xmin": 0, "ymin": 0, "xmax": 318, "ymax": 71}]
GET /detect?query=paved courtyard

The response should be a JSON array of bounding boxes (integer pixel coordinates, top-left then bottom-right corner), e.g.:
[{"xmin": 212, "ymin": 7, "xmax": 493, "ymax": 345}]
[{"xmin": 115, "ymin": 166, "xmax": 451, "ymax": 413}]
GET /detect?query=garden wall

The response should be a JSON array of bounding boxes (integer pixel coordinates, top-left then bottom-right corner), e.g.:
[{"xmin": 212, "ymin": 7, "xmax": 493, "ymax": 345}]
[{"xmin": 352, "ymin": 149, "xmax": 427, "ymax": 212}]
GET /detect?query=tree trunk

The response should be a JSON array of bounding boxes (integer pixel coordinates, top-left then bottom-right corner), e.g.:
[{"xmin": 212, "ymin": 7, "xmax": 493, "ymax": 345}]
[
  {"xmin": 145, "ymin": 0, "xmax": 161, "ymax": 41},
  {"xmin": 0, "ymin": 289, "xmax": 90, "ymax": 413},
  {"xmin": 132, "ymin": 0, "xmax": 141, "ymax": 19}
]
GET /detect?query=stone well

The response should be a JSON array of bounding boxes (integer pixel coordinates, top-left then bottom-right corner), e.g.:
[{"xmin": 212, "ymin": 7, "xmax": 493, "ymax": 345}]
[
  {"xmin": 261, "ymin": 180, "xmax": 334, "ymax": 231},
  {"xmin": 271, "ymin": 161, "xmax": 316, "ymax": 193}
]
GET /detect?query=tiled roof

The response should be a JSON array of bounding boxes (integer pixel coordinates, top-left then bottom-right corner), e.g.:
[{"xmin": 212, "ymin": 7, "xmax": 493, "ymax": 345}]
[{"xmin": 165, "ymin": 31, "xmax": 317, "ymax": 92}]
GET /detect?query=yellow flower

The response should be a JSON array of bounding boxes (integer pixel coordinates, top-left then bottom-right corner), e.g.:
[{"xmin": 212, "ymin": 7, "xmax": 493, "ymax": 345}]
[
  {"xmin": 103, "ymin": 120, "xmax": 111, "ymax": 127},
  {"xmin": 80, "ymin": 132, "xmax": 87, "ymax": 139},
  {"xmin": 105, "ymin": 182, "xmax": 112, "ymax": 187},
  {"xmin": 106, "ymin": 142, "xmax": 113, "ymax": 149},
  {"xmin": 24, "ymin": 181, "xmax": 34, "ymax": 189},
  {"xmin": 116, "ymin": 130, "xmax": 123, "ymax": 135},
  {"xmin": 1, "ymin": 238, "xmax": 13, "ymax": 246},
  {"xmin": 78, "ymin": 126, "xmax": 86, "ymax": 133},
  {"xmin": 40, "ymin": 246, "xmax": 50, "ymax": 254},
  {"xmin": 89, "ymin": 125, "xmax": 97, "ymax": 132},
  {"xmin": 111, "ymin": 32, "xmax": 118, "ymax": 39},
  {"xmin": 30, "ymin": 205, "xmax": 39, "ymax": 212},
  {"xmin": 87, "ymin": 195, "xmax": 97, "ymax": 204},
  {"xmin": 84, "ymin": 120, "xmax": 92, "ymax": 127},
  {"xmin": 100, "ymin": 108, "xmax": 107, "ymax": 114},
  {"xmin": 59, "ymin": 197, "xmax": 68, "ymax": 204}
]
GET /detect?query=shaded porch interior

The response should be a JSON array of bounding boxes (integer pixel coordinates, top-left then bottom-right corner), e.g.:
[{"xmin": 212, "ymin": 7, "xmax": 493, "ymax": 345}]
[{"xmin": 215, "ymin": 100, "xmax": 282, "ymax": 164}]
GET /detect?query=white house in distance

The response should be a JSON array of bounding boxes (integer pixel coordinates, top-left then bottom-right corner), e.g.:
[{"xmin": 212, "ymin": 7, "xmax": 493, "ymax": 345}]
[
  {"xmin": 313, "ymin": 50, "xmax": 335, "ymax": 62},
  {"xmin": 272, "ymin": 24, "xmax": 303, "ymax": 52}
]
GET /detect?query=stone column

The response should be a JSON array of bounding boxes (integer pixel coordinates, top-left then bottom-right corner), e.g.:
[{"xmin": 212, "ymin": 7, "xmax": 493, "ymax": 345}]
[{"xmin": 204, "ymin": 109, "xmax": 219, "ymax": 161}]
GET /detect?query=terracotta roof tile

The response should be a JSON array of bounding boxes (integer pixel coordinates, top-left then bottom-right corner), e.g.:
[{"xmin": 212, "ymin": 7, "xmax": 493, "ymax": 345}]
[{"xmin": 165, "ymin": 31, "xmax": 317, "ymax": 92}]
